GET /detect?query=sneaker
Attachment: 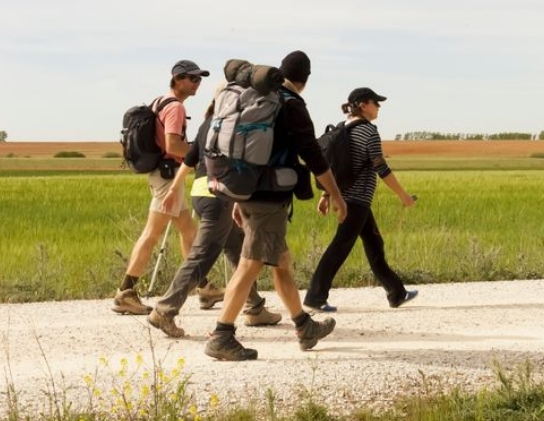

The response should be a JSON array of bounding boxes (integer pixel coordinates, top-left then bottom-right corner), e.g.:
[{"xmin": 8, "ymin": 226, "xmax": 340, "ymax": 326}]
[
  {"xmin": 204, "ymin": 329, "xmax": 258, "ymax": 361},
  {"xmin": 112, "ymin": 289, "xmax": 152, "ymax": 315},
  {"xmin": 296, "ymin": 317, "xmax": 336, "ymax": 351},
  {"xmin": 147, "ymin": 309, "xmax": 185, "ymax": 338},
  {"xmin": 244, "ymin": 308, "xmax": 282, "ymax": 326},
  {"xmin": 197, "ymin": 283, "xmax": 225, "ymax": 309},
  {"xmin": 389, "ymin": 290, "xmax": 419, "ymax": 308},
  {"xmin": 303, "ymin": 302, "xmax": 337, "ymax": 314}
]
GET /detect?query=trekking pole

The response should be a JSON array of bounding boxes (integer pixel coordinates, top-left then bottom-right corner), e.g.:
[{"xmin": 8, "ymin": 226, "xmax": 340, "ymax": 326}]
[
  {"xmin": 146, "ymin": 220, "xmax": 172, "ymax": 297},
  {"xmin": 223, "ymin": 253, "xmax": 229, "ymax": 288}
]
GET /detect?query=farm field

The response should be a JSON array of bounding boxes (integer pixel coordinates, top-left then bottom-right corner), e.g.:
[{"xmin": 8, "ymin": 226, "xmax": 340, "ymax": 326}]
[
  {"xmin": 1, "ymin": 140, "xmax": 544, "ymax": 159},
  {"xmin": 2, "ymin": 140, "xmax": 544, "ymax": 172},
  {"xmin": 1, "ymin": 140, "xmax": 544, "ymax": 304},
  {"xmin": 1, "ymin": 170, "xmax": 544, "ymax": 302}
]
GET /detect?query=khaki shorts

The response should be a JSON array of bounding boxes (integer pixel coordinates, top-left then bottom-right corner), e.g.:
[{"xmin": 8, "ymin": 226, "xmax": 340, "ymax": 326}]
[
  {"xmin": 238, "ymin": 201, "xmax": 289, "ymax": 266},
  {"xmin": 148, "ymin": 168, "xmax": 188, "ymax": 217}
]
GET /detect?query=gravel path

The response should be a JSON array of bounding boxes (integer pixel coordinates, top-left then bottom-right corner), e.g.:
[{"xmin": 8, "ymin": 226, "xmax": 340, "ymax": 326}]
[{"xmin": 2, "ymin": 280, "xmax": 544, "ymax": 417}]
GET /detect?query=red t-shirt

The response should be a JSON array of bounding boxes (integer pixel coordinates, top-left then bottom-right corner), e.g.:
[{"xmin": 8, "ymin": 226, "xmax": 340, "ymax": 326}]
[{"xmin": 154, "ymin": 92, "xmax": 187, "ymax": 162}]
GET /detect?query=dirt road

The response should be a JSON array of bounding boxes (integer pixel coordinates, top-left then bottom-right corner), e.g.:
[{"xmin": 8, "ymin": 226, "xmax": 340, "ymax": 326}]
[{"xmin": 2, "ymin": 280, "xmax": 544, "ymax": 417}]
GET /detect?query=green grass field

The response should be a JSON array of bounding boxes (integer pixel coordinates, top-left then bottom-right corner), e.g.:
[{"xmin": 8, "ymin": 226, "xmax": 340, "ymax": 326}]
[{"xmin": 1, "ymin": 166, "xmax": 543, "ymax": 303}]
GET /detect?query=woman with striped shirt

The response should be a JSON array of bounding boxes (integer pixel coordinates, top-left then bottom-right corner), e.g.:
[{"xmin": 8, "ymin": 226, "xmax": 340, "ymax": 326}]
[{"xmin": 303, "ymin": 87, "xmax": 418, "ymax": 312}]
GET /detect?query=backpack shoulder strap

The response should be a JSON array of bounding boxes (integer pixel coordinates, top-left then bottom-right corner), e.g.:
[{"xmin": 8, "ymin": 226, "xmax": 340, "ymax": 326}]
[
  {"xmin": 154, "ymin": 96, "xmax": 181, "ymax": 114},
  {"xmin": 153, "ymin": 96, "xmax": 182, "ymax": 128},
  {"xmin": 323, "ymin": 123, "xmax": 337, "ymax": 134},
  {"xmin": 345, "ymin": 118, "xmax": 370, "ymax": 131},
  {"xmin": 278, "ymin": 89, "xmax": 297, "ymax": 105}
]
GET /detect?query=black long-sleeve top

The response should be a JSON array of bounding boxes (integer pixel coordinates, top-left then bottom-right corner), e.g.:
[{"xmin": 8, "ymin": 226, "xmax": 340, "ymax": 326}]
[
  {"xmin": 183, "ymin": 116, "xmax": 212, "ymax": 179},
  {"xmin": 250, "ymin": 87, "xmax": 329, "ymax": 202}
]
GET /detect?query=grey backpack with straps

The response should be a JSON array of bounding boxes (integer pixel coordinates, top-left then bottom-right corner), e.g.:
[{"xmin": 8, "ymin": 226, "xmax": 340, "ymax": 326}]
[{"xmin": 205, "ymin": 59, "xmax": 297, "ymax": 201}]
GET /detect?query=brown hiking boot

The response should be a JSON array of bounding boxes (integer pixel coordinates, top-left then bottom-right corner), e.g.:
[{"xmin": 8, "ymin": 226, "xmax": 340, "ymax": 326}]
[
  {"xmin": 147, "ymin": 309, "xmax": 185, "ymax": 338},
  {"xmin": 204, "ymin": 329, "xmax": 258, "ymax": 361},
  {"xmin": 296, "ymin": 317, "xmax": 336, "ymax": 351},
  {"xmin": 197, "ymin": 283, "xmax": 225, "ymax": 309},
  {"xmin": 244, "ymin": 308, "xmax": 282, "ymax": 326},
  {"xmin": 112, "ymin": 289, "xmax": 152, "ymax": 315}
]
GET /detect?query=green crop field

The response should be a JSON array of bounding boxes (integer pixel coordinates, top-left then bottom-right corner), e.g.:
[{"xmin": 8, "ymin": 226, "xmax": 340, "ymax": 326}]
[{"xmin": 1, "ymin": 166, "xmax": 543, "ymax": 303}]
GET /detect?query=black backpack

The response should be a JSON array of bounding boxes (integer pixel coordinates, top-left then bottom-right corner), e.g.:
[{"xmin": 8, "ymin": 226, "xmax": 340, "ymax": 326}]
[
  {"xmin": 120, "ymin": 96, "xmax": 180, "ymax": 174},
  {"xmin": 316, "ymin": 119, "xmax": 370, "ymax": 191}
]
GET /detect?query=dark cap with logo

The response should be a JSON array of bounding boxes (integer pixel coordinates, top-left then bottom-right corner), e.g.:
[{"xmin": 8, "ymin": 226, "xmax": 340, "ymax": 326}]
[
  {"xmin": 348, "ymin": 87, "xmax": 387, "ymax": 104},
  {"xmin": 171, "ymin": 60, "xmax": 210, "ymax": 77}
]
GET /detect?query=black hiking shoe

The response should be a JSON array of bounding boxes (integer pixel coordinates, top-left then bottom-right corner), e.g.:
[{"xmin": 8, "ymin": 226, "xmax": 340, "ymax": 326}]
[
  {"xmin": 204, "ymin": 329, "xmax": 258, "ymax": 361},
  {"xmin": 296, "ymin": 317, "xmax": 336, "ymax": 351},
  {"xmin": 389, "ymin": 290, "xmax": 419, "ymax": 308}
]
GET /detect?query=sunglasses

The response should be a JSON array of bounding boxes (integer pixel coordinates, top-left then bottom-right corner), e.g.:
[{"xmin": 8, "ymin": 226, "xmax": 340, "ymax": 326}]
[
  {"xmin": 372, "ymin": 100, "xmax": 381, "ymax": 108},
  {"xmin": 179, "ymin": 74, "xmax": 202, "ymax": 83}
]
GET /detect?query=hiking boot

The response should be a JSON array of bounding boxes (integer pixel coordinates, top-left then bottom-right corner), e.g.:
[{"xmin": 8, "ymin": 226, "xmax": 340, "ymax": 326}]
[
  {"xmin": 204, "ymin": 329, "xmax": 258, "ymax": 361},
  {"xmin": 197, "ymin": 283, "xmax": 225, "ymax": 309},
  {"xmin": 296, "ymin": 317, "xmax": 336, "ymax": 351},
  {"xmin": 303, "ymin": 302, "xmax": 337, "ymax": 314},
  {"xmin": 112, "ymin": 289, "xmax": 152, "ymax": 315},
  {"xmin": 389, "ymin": 290, "xmax": 419, "ymax": 308},
  {"xmin": 147, "ymin": 309, "xmax": 185, "ymax": 338},
  {"xmin": 244, "ymin": 308, "xmax": 282, "ymax": 327}
]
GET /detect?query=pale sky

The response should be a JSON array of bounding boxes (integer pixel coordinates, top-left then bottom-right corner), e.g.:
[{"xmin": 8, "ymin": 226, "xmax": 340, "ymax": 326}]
[{"xmin": 1, "ymin": 0, "xmax": 543, "ymax": 142}]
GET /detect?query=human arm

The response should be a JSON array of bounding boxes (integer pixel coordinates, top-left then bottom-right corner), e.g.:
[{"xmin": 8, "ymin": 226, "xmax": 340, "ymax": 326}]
[
  {"xmin": 280, "ymin": 94, "xmax": 347, "ymax": 221},
  {"xmin": 164, "ymin": 133, "xmax": 191, "ymax": 161},
  {"xmin": 365, "ymin": 128, "xmax": 415, "ymax": 207},
  {"xmin": 381, "ymin": 172, "xmax": 416, "ymax": 207},
  {"xmin": 314, "ymin": 170, "xmax": 347, "ymax": 222},
  {"xmin": 161, "ymin": 101, "xmax": 191, "ymax": 161}
]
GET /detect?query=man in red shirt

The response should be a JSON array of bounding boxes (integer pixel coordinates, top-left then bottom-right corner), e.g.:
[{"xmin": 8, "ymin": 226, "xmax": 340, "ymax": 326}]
[{"xmin": 112, "ymin": 60, "xmax": 209, "ymax": 315}]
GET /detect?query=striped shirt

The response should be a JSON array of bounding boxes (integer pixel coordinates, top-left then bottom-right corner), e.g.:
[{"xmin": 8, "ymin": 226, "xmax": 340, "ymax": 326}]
[{"xmin": 342, "ymin": 121, "xmax": 391, "ymax": 206}]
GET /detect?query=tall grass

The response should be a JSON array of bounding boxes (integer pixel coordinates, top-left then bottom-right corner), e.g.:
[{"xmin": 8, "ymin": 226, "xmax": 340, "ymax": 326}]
[{"xmin": 1, "ymin": 170, "xmax": 544, "ymax": 302}]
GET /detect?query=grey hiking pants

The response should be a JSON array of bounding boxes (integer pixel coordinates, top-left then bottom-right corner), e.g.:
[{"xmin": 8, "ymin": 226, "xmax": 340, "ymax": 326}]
[{"xmin": 156, "ymin": 196, "xmax": 264, "ymax": 317}]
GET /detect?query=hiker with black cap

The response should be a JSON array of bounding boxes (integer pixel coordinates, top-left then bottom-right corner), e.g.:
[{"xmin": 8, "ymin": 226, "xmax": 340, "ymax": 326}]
[
  {"xmin": 204, "ymin": 50, "xmax": 348, "ymax": 361},
  {"xmin": 303, "ymin": 87, "xmax": 418, "ymax": 313},
  {"xmin": 112, "ymin": 59, "xmax": 209, "ymax": 316}
]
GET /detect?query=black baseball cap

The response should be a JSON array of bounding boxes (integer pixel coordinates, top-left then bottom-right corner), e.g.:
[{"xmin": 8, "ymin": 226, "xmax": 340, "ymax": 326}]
[
  {"xmin": 171, "ymin": 60, "xmax": 210, "ymax": 77},
  {"xmin": 348, "ymin": 87, "xmax": 387, "ymax": 104}
]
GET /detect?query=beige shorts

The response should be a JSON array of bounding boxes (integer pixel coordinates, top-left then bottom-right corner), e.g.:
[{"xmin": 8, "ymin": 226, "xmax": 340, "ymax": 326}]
[
  {"xmin": 148, "ymin": 168, "xmax": 188, "ymax": 217},
  {"xmin": 238, "ymin": 201, "xmax": 289, "ymax": 266}
]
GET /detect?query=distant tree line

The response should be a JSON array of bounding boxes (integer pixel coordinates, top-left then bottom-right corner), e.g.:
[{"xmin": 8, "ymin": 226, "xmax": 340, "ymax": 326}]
[
  {"xmin": 0, "ymin": 130, "xmax": 7, "ymax": 142},
  {"xmin": 396, "ymin": 131, "xmax": 544, "ymax": 141}
]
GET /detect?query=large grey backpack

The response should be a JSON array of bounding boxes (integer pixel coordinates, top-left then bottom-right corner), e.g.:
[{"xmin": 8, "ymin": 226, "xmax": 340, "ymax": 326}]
[
  {"xmin": 205, "ymin": 59, "xmax": 297, "ymax": 201},
  {"xmin": 206, "ymin": 82, "xmax": 280, "ymax": 165}
]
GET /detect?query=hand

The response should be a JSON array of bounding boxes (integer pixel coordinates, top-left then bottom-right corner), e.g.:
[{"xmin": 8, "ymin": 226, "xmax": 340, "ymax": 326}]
[
  {"xmin": 317, "ymin": 195, "xmax": 330, "ymax": 215},
  {"xmin": 162, "ymin": 189, "xmax": 178, "ymax": 213},
  {"xmin": 330, "ymin": 194, "xmax": 347, "ymax": 223},
  {"xmin": 401, "ymin": 193, "xmax": 417, "ymax": 207}
]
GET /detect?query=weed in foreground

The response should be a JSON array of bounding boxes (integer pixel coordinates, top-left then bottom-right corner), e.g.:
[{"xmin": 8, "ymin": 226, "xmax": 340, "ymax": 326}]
[{"xmin": 4, "ymin": 320, "xmax": 544, "ymax": 421}]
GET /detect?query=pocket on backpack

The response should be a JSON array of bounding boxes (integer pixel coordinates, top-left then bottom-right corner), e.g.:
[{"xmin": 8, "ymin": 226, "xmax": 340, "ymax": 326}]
[
  {"xmin": 205, "ymin": 155, "xmax": 262, "ymax": 201},
  {"xmin": 258, "ymin": 167, "xmax": 298, "ymax": 192}
]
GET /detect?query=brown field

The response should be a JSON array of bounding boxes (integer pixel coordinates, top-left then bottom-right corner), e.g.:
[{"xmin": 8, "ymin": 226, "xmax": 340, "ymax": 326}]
[
  {"xmin": 0, "ymin": 141, "xmax": 122, "ymax": 158},
  {"xmin": 382, "ymin": 140, "xmax": 544, "ymax": 158},
  {"xmin": 1, "ymin": 140, "xmax": 543, "ymax": 159}
]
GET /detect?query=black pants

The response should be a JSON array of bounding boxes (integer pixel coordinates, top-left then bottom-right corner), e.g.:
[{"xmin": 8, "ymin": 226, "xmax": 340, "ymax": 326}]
[{"xmin": 304, "ymin": 202, "xmax": 407, "ymax": 307}]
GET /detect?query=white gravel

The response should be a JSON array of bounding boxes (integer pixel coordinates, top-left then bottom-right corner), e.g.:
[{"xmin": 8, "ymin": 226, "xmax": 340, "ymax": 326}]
[{"xmin": 2, "ymin": 279, "xmax": 544, "ymax": 417}]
